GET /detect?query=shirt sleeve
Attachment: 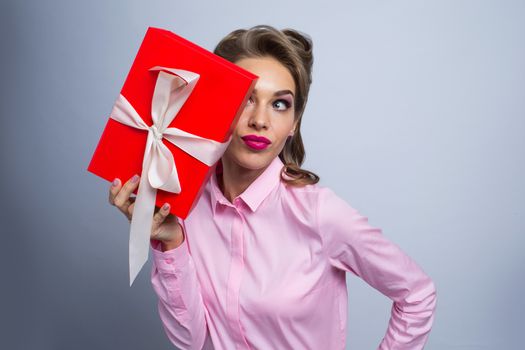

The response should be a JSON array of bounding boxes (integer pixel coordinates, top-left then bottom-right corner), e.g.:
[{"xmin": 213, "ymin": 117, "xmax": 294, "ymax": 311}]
[
  {"xmin": 150, "ymin": 222, "xmax": 209, "ymax": 350},
  {"xmin": 317, "ymin": 187, "xmax": 437, "ymax": 350}
]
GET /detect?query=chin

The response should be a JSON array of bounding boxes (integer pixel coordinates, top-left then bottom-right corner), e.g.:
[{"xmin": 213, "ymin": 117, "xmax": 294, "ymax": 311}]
[
  {"xmin": 224, "ymin": 147, "xmax": 276, "ymax": 171},
  {"xmin": 237, "ymin": 153, "xmax": 273, "ymax": 171}
]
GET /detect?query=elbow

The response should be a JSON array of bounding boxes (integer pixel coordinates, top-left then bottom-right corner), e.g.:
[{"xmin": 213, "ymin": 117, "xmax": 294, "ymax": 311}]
[
  {"xmin": 414, "ymin": 276, "xmax": 438, "ymax": 322},
  {"xmin": 402, "ymin": 275, "xmax": 437, "ymax": 316},
  {"xmin": 421, "ymin": 278, "xmax": 437, "ymax": 331},
  {"xmin": 424, "ymin": 278, "xmax": 437, "ymax": 314}
]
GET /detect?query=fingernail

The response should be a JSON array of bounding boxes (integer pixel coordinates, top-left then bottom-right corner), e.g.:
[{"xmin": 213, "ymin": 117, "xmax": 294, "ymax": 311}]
[
  {"xmin": 112, "ymin": 178, "xmax": 119, "ymax": 187},
  {"xmin": 131, "ymin": 174, "xmax": 139, "ymax": 183},
  {"xmin": 162, "ymin": 203, "xmax": 170, "ymax": 211}
]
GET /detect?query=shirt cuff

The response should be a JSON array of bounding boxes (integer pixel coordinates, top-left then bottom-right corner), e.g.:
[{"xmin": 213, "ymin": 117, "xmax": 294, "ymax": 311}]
[{"xmin": 150, "ymin": 239, "xmax": 190, "ymax": 272}]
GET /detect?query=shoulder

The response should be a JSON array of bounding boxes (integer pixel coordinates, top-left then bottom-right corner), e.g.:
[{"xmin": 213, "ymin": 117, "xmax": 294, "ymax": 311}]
[
  {"xmin": 278, "ymin": 182, "xmax": 374, "ymax": 251},
  {"xmin": 278, "ymin": 180, "xmax": 321, "ymax": 211},
  {"xmin": 299, "ymin": 184, "xmax": 368, "ymax": 236},
  {"xmin": 278, "ymin": 181, "xmax": 359, "ymax": 225},
  {"xmin": 281, "ymin": 181, "xmax": 355, "ymax": 209},
  {"xmin": 315, "ymin": 185, "xmax": 359, "ymax": 217}
]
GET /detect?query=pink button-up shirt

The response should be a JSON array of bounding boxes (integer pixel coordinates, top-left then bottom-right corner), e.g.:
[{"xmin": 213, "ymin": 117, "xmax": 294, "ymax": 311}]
[{"xmin": 150, "ymin": 156, "xmax": 437, "ymax": 350}]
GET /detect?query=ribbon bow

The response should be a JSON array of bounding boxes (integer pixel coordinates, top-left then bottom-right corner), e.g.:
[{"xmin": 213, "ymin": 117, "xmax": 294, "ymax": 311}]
[{"xmin": 110, "ymin": 66, "xmax": 231, "ymax": 285}]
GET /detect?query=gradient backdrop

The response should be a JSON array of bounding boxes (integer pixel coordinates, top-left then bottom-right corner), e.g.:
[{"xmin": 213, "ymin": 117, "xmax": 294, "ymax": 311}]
[{"xmin": 1, "ymin": 0, "xmax": 524, "ymax": 349}]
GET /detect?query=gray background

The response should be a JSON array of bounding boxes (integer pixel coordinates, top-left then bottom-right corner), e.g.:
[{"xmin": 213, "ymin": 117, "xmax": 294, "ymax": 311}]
[{"xmin": 1, "ymin": 0, "xmax": 523, "ymax": 349}]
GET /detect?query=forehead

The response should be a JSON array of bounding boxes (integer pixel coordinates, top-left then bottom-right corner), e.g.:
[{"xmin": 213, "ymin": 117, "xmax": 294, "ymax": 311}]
[{"xmin": 235, "ymin": 56, "xmax": 295, "ymax": 95}]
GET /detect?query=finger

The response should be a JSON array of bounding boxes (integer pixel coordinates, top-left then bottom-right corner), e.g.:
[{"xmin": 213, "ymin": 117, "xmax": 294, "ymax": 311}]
[
  {"xmin": 108, "ymin": 178, "xmax": 122, "ymax": 205},
  {"xmin": 151, "ymin": 203, "xmax": 171, "ymax": 231},
  {"xmin": 114, "ymin": 174, "xmax": 140, "ymax": 213},
  {"xmin": 127, "ymin": 202, "xmax": 135, "ymax": 220}
]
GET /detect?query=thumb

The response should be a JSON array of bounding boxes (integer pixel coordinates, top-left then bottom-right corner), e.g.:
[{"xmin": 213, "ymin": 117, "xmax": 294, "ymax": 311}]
[{"xmin": 151, "ymin": 203, "xmax": 170, "ymax": 231}]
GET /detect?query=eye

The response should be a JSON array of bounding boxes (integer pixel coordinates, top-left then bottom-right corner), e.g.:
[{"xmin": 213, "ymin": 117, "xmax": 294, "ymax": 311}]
[
  {"xmin": 273, "ymin": 99, "xmax": 291, "ymax": 111},
  {"xmin": 245, "ymin": 96, "xmax": 255, "ymax": 108}
]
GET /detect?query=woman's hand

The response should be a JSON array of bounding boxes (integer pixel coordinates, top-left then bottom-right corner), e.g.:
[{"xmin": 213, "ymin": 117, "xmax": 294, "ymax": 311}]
[{"xmin": 108, "ymin": 175, "xmax": 185, "ymax": 251}]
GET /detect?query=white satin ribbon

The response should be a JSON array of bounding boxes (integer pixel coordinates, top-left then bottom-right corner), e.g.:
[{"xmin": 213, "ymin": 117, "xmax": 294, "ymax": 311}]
[{"xmin": 110, "ymin": 66, "xmax": 231, "ymax": 285}]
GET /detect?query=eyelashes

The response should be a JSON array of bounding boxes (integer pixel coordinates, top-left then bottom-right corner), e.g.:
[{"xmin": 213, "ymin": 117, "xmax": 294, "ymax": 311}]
[
  {"xmin": 273, "ymin": 99, "xmax": 292, "ymax": 111},
  {"xmin": 246, "ymin": 96, "xmax": 293, "ymax": 112}
]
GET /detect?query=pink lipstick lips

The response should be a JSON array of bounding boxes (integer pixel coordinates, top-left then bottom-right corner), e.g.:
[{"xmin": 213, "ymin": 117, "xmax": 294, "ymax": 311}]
[{"xmin": 241, "ymin": 134, "xmax": 271, "ymax": 150}]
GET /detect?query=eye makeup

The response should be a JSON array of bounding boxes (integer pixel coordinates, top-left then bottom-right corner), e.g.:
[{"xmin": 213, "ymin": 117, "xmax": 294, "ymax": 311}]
[
  {"xmin": 277, "ymin": 94, "xmax": 293, "ymax": 108},
  {"xmin": 249, "ymin": 90, "xmax": 295, "ymax": 110}
]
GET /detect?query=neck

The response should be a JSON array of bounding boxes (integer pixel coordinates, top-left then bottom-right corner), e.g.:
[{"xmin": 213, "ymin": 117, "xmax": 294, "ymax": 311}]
[{"xmin": 218, "ymin": 155, "xmax": 267, "ymax": 203}]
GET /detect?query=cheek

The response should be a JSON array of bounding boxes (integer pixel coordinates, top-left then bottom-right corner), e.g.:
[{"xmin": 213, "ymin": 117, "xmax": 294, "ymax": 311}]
[
  {"xmin": 231, "ymin": 123, "xmax": 243, "ymax": 139},
  {"xmin": 233, "ymin": 110, "xmax": 251, "ymax": 134},
  {"xmin": 276, "ymin": 116, "xmax": 295, "ymax": 139}
]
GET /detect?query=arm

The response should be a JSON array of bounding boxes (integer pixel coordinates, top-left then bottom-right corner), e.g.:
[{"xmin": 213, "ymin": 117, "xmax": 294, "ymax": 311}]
[
  {"xmin": 150, "ymin": 223, "xmax": 209, "ymax": 350},
  {"xmin": 109, "ymin": 177, "xmax": 210, "ymax": 348},
  {"xmin": 317, "ymin": 187, "xmax": 437, "ymax": 349}
]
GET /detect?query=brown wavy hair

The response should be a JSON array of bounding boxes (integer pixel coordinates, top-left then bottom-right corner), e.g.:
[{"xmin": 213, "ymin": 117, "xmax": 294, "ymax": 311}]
[{"xmin": 214, "ymin": 25, "xmax": 320, "ymax": 187}]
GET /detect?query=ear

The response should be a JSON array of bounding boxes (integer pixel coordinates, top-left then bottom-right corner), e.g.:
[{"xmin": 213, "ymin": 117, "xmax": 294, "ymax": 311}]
[{"xmin": 290, "ymin": 120, "xmax": 299, "ymax": 136}]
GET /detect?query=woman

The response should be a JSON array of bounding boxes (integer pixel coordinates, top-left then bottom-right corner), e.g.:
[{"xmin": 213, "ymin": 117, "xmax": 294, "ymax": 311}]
[{"xmin": 109, "ymin": 25, "xmax": 437, "ymax": 350}]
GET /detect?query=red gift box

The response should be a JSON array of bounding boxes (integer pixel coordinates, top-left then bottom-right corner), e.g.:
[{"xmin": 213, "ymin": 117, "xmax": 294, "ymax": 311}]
[{"xmin": 88, "ymin": 27, "xmax": 257, "ymax": 219}]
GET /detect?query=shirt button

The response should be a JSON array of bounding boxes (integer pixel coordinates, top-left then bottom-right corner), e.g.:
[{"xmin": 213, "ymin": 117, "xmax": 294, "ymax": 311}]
[
  {"xmin": 165, "ymin": 258, "xmax": 174, "ymax": 264},
  {"xmin": 233, "ymin": 198, "xmax": 241, "ymax": 207}
]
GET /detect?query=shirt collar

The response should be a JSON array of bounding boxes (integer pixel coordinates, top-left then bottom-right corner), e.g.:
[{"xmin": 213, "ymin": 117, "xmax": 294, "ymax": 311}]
[{"xmin": 210, "ymin": 156, "xmax": 284, "ymax": 214}]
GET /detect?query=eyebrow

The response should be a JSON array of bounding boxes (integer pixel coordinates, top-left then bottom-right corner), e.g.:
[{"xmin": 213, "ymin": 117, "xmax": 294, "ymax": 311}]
[{"xmin": 252, "ymin": 89, "xmax": 295, "ymax": 97}]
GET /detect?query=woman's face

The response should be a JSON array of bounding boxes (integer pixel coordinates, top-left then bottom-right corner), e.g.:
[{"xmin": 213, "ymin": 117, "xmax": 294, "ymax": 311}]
[{"xmin": 222, "ymin": 56, "xmax": 297, "ymax": 172}]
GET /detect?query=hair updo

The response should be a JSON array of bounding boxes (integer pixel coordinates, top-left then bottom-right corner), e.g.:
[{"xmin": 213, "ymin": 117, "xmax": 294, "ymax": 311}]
[{"xmin": 214, "ymin": 25, "xmax": 320, "ymax": 186}]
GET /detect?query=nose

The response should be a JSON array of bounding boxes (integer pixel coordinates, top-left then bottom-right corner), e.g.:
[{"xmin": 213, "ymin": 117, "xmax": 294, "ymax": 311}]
[{"xmin": 248, "ymin": 105, "xmax": 269, "ymax": 130}]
